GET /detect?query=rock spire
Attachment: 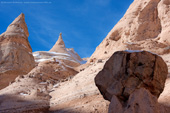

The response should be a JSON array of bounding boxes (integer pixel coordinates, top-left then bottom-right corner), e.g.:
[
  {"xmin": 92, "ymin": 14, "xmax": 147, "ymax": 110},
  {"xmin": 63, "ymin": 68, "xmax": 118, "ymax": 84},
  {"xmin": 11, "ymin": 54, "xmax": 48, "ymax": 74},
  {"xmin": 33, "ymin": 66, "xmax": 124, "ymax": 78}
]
[
  {"xmin": 0, "ymin": 13, "xmax": 35, "ymax": 89},
  {"xmin": 49, "ymin": 32, "xmax": 66, "ymax": 53}
]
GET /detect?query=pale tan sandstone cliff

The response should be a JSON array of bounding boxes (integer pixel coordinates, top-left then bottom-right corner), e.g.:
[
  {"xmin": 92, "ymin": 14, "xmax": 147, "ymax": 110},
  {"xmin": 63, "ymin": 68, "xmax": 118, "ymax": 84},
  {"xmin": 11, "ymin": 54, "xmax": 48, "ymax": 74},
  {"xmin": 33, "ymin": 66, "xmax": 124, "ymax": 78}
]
[{"xmin": 89, "ymin": 0, "xmax": 170, "ymax": 62}]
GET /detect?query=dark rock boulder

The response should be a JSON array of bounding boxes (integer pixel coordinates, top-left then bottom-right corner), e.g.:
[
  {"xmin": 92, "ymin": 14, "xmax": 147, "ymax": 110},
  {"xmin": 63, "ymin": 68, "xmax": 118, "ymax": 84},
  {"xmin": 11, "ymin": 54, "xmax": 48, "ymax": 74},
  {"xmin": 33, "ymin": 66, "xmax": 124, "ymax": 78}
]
[{"xmin": 95, "ymin": 51, "xmax": 168, "ymax": 101}]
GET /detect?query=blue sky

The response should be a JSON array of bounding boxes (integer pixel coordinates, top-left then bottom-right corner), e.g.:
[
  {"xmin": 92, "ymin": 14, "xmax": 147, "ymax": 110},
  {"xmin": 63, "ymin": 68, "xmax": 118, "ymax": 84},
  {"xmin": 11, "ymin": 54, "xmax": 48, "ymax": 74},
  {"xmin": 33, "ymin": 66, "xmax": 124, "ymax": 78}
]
[{"xmin": 0, "ymin": 0, "xmax": 133, "ymax": 58}]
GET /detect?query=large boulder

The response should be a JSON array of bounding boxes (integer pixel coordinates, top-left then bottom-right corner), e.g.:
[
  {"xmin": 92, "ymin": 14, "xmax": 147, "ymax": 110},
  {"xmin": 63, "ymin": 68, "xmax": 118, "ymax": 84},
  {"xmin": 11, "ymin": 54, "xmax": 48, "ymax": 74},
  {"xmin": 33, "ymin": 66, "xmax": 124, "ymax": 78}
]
[
  {"xmin": 95, "ymin": 51, "xmax": 168, "ymax": 101},
  {"xmin": 0, "ymin": 13, "xmax": 35, "ymax": 90},
  {"xmin": 95, "ymin": 50, "xmax": 168, "ymax": 113}
]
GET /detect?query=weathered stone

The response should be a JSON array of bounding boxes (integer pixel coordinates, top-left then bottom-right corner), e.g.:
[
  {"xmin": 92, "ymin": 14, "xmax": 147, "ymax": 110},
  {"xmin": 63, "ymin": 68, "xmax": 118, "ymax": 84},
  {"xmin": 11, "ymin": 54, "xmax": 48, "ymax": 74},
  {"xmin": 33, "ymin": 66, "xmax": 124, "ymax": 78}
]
[
  {"xmin": 108, "ymin": 95, "xmax": 123, "ymax": 113},
  {"xmin": 109, "ymin": 88, "xmax": 162, "ymax": 113},
  {"xmin": 95, "ymin": 50, "xmax": 168, "ymax": 101}
]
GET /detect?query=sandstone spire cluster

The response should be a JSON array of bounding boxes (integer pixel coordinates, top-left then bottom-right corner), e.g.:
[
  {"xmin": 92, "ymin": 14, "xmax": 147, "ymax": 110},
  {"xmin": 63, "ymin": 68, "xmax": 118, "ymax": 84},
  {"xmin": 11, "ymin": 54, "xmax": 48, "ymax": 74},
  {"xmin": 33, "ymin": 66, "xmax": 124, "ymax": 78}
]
[{"xmin": 0, "ymin": 13, "xmax": 86, "ymax": 112}]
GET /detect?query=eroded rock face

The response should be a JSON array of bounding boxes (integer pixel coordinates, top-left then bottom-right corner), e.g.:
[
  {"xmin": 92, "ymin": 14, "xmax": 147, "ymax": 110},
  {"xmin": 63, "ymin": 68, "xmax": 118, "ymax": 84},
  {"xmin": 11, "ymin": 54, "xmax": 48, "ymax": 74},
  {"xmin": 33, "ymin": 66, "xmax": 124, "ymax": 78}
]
[
  {"xmin": 95, "ymin": 51, "xmax": 168, "ymax": 101},
  {"xmin": 0, "ymin": 13, "xmax": 35, "ymax": 90},
  {"xmin": 90, "ymin": 0, "xmax": 170, "ymax": 62}
]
